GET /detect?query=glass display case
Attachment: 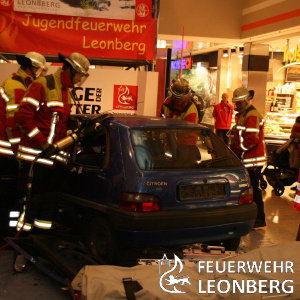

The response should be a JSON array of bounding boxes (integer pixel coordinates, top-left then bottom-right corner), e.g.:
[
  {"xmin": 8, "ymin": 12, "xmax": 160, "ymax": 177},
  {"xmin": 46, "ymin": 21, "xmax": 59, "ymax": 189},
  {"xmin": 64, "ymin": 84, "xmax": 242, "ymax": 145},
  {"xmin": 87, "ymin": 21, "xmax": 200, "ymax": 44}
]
[{"xmin": 264, "ymin": 111, "xmax": 297, "ymax": 147}]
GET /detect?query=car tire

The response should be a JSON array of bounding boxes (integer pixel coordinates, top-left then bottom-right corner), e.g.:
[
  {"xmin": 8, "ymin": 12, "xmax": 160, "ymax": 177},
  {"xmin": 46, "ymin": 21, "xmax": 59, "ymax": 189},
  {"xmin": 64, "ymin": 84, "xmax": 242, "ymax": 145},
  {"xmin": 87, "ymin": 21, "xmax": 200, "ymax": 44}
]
[
  {"xmin": 88, "ymin": 217, "xmax": 118, "ymax": 265},
  {"xmin": 221, "ymin": 237, "xmax": 241, "ymax": 251}
]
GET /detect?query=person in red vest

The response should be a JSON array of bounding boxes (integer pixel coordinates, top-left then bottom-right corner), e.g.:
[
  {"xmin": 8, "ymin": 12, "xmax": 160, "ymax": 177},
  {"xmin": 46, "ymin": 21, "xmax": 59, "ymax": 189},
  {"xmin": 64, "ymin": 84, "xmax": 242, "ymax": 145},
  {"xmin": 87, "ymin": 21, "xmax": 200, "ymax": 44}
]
[
  {"xmin": 212, "ymin": 93, "xmax": 233, "ymax": 145},
  {"xmin": 0, "ymin": 52, "xmax": 47, "ymax": 237},
  {"xmin": 15, "ymin": 52, "xmax": 90, "ymax": 233},
  {"xmin": 231, "ymin": 87, "xmax": 268, "ymax": 229}
]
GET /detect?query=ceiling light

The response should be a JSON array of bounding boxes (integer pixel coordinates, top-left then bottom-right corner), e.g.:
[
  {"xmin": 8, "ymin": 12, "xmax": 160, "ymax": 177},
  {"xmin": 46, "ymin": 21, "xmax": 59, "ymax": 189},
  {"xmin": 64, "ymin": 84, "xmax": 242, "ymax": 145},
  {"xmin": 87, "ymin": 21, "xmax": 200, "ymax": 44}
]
[
  {"xmin": 276, "ymin": 49, "xmax": 280, "ymax": 52},
  {"xmin": 223, "ymin": 50, "xmax": 228, "ymax": 57},
  {"xmin": 298, "ymin": 39, "xmax": 300, "ymax": 42}
]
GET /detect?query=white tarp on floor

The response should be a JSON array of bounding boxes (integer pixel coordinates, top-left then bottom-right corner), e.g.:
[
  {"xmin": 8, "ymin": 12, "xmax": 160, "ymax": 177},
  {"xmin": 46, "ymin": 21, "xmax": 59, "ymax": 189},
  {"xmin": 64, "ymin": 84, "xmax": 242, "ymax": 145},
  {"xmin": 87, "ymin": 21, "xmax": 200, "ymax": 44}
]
[{"xmin": 72, "ymin": 242, "xmax": 300, "ymax": 299}]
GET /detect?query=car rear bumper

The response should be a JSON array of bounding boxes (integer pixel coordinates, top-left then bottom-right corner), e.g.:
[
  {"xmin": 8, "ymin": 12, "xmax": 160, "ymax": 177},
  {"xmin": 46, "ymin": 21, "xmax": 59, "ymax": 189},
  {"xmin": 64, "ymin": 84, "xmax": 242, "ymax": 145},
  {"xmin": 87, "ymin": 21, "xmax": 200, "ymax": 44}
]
[
  {"xmin": 108, "ymin": 203, "xmax": 257, "ymax": 247},
  {"xmin": 107, "ymin": 203, "xmax": 257, "ymax": 231},
  {"xmin": 114, "ymin": 221, "xmax": 254, "ymax": 248}
]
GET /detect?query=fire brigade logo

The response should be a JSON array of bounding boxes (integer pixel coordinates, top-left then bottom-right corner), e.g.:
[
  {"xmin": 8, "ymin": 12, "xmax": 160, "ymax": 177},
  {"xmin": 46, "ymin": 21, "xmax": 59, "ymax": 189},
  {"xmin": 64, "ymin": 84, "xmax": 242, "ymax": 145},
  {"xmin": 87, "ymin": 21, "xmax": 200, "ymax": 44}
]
[
  {"xmin": 113, "ymin": 85, "xmax": 138, "ymax": 110},
  {"xmin": 0, "ymin": 0, "xmax": 12, "ymax": 6},
  {"xmin": 136, "ymin": 3, "xmax": 149, "ymax": 17},
  {"xmin": 159, "ymin": 254, "xmax": 191, "ymax": 293}
]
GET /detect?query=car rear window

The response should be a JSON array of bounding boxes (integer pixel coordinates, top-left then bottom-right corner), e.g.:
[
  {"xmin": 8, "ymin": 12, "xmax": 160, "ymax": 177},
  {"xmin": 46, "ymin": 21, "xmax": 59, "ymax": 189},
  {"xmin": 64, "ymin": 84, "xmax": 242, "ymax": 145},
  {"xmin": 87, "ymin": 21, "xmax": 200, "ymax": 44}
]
[{"xmin": 131, "ymin": 128, "xmax": 243, "ymax": 170}]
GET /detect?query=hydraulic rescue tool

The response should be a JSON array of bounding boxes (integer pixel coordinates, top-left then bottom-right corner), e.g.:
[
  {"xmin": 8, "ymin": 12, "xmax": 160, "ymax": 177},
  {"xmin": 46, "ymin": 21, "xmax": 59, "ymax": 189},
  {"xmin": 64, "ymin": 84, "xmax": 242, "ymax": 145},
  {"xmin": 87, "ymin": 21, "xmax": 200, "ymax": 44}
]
[{"xmin": 0, "ymin": 112, "xmax": 113, "ymax": 252}]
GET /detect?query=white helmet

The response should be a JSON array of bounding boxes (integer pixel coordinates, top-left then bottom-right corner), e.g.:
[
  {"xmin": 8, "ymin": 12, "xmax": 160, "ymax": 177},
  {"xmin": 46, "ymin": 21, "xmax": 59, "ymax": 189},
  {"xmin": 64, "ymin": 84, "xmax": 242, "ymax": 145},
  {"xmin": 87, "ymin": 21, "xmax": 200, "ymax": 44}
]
[
  {"xmin": 16, "ymin": 52, "xmax": 48, "ymax": 77},
  {"xmin": 232, "ymin": 87, "xmax": 251, "ymax": 102},
  {"xmin": 59, "ymin": 52, "xmax": 90, "ymax": 86}
]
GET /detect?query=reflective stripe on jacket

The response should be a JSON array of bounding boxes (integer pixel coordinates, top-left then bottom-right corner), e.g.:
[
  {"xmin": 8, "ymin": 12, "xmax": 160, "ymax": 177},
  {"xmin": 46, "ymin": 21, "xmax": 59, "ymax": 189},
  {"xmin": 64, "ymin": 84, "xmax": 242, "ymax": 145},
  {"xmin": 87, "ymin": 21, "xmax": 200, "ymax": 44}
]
[
  {"xmin": 233, "ymin": 102, "xmax": 268, "ymax": 168},
  {"xmin": 212, "ymin": 101, "xmax": 233, "ymax": 130},
  {"xmin": 160, "ymin": 95, "xmax": 199, "ymax": 145},
  {"xmin": 15, "ymin": 68, "xmax": 72, "ymax": 168},
  {"xmin": 0, "ymin": 68, "xmax": 33, "ymax": 156}
]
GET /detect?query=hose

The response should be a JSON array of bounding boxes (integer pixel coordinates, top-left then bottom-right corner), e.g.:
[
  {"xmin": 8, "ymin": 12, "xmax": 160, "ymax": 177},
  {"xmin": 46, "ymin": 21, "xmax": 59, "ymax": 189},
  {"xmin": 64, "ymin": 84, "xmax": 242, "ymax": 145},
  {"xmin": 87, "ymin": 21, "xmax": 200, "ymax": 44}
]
[{"xmin": 0, "ymin": 154, "xmax": 40, "ymax": 252}]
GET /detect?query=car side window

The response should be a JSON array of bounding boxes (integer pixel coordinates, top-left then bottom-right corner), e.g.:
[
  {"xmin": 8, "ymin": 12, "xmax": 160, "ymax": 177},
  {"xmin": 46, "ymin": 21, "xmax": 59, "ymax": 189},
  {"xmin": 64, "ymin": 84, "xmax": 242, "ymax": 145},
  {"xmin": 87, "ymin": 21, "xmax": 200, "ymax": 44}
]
[{"xmin": 73, "ymin": 129, "xmax": 108, "ymax": 168}]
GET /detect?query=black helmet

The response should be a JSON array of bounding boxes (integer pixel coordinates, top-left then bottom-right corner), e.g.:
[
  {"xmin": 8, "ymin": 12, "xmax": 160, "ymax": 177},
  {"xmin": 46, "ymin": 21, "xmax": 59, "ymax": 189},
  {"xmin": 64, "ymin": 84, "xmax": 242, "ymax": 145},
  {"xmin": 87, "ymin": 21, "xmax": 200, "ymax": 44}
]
[{"xmin": 170, "ymin": 78, "xmax": 190, "ymax": 98}]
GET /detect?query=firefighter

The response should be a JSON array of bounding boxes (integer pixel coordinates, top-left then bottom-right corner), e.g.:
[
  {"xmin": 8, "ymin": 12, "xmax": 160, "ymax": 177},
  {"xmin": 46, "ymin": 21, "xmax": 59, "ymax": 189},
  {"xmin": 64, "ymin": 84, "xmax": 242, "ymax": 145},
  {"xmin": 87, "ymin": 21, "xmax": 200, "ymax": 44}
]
[
  {"xmin": 160, "ymin": 78, "xmax": 199, "ymax": 145},
  {"xmin": 14, "ymin": 52, "xmax": 90, "ymax": 232},
  {"xmin": 0, "ymin": 52, "xmax": 47, "ymax": 236},
  {"xmin": 231, "ymin": 87, "xmax": 268, "ymax": 229}
]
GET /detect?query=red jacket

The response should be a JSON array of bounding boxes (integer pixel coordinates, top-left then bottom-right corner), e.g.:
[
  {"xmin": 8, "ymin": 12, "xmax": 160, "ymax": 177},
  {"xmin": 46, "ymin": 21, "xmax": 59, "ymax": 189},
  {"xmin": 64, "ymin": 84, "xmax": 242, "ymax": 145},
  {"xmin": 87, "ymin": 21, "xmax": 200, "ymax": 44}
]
[
  {"xmin": 15, "ymin": 68, "xmax": 72, "ymax": 168},
  {"xmin": 160, "ymin": 95, "xmax": 198, "ymax": 145},
  {"xmin": 232, "ymin": 102, "xmax": 267, "ymax": 168},
  {"xmin": 212, "ymin": 101, "xmax": 233, "ymax": 130},
  {"xmin": 0, "ymin": 68, "xmax": 33, "ymax": 157}
]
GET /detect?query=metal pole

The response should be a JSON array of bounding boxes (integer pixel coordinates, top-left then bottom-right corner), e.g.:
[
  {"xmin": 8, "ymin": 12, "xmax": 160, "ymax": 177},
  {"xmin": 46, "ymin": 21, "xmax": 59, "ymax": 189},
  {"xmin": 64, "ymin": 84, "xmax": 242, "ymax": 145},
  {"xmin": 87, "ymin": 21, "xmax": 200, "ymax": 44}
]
[
  {"xmin": 179, "ymin": 26, "xmax": 184, "ymax": 78},
  {"xmin": 165, "ymin": 48, "xmax": 172, "ymax": 99}
]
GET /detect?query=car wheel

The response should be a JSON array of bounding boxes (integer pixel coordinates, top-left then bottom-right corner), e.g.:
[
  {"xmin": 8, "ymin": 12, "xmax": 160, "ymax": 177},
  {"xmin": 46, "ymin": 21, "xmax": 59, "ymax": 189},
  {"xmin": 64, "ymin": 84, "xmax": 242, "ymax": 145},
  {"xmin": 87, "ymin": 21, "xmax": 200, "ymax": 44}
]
[
  {"xmin": 274, "ymin": 182, "xmax": 284, "ymax": 196},
  {"xmin": 260, "ymin": 179, "xmax": 267, "ymax": 190},
  {"xmin": 88, "ymin": 217, "xmax": 118, "ymax": 265},
  {"xmin": 221, "ymin": 237, "xmax": 241, "ymax": 251}
]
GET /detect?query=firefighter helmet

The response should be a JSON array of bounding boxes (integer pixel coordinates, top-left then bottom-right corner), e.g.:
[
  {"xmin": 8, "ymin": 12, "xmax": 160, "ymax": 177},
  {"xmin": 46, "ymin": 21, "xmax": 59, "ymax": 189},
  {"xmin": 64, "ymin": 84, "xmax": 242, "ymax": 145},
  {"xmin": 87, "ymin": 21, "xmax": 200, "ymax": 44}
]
[
  {"xmin": 232, "ymin": 87, "xmax": 251, "ymax": 102},
  {"xmin": 59, "ymin": 52, "xmax": 90, "ymax": 77},
  {"xmin": 16, "ymin": 52, "xmax": 47, "ymax": 73},
  {"xmin": 170, "ymin": 78, "xmax": 190, "ymax": 98}
]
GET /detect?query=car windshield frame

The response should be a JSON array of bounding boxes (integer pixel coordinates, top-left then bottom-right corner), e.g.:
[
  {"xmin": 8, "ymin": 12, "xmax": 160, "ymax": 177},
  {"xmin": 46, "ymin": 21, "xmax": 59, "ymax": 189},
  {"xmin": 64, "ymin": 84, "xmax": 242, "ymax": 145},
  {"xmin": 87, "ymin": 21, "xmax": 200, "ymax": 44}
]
[{"xmin": 130, "ymin": 127, "xmax": 243, "ymax": 170}]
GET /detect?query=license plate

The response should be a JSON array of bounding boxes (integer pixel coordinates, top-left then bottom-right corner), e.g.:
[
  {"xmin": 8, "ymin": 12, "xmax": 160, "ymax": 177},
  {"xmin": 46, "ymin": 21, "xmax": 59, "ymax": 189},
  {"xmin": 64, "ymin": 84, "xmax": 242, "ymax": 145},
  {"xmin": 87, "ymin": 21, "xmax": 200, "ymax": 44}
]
[{"xmin": 179, "ymin": 183, "xmax": 226, "ymax": 200}]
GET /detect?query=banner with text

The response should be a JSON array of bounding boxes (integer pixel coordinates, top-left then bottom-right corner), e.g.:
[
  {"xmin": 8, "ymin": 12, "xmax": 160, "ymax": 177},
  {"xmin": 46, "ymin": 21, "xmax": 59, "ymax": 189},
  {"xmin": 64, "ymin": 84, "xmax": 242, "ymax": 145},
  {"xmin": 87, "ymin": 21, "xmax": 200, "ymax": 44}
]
[
  {"xmin": 0, "ymin": 0, "xmax": 153, "ymax": 21},
  {"xmin": 0, "ymin": 10, "xmax": 156, "ymax": 60},
  {"xmin": 0, "ymin": 64, "xmax": 158, "ymax": 116}
]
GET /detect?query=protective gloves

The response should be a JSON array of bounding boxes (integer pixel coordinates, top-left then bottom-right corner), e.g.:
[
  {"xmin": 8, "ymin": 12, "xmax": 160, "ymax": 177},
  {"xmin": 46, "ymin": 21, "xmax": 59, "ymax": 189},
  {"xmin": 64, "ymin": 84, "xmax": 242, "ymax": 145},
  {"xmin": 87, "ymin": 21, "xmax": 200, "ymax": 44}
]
[{"xmin": 39, "ymin": 141, "xmax": 57, "ymax": 158}]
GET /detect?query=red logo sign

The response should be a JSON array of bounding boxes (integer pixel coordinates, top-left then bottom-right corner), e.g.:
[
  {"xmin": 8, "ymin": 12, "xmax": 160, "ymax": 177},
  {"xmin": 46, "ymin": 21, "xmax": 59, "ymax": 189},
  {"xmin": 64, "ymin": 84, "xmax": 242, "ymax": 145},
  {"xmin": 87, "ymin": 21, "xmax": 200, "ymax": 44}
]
[
  {"xmin": 113, "ymin": 85, "xmax": 138, "ymax": 110},
  {"xmin": 0, "ymin": 0, "xmax": 13, "ymax": 10}
]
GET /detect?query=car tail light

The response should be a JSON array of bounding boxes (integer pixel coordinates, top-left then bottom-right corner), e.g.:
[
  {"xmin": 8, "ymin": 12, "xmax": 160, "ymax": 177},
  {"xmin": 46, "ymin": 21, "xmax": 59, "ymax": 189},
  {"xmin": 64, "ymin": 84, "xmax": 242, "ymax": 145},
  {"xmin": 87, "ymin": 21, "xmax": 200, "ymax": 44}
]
[
  {"xmin": 119, "ymin": 193, "xmax": 162, "ymax": 212},
  {"xmin": 239, "ymin": 187, "xmax": 253, "ymax": 204}
]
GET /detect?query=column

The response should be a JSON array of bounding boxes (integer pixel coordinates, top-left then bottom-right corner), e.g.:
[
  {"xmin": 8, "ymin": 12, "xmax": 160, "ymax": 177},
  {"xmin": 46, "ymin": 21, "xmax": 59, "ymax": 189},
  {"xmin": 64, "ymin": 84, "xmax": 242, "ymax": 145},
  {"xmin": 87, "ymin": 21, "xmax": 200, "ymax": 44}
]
[{"xmin": 242, "ymin": 42, "xmax": 269, "ymax": 115}]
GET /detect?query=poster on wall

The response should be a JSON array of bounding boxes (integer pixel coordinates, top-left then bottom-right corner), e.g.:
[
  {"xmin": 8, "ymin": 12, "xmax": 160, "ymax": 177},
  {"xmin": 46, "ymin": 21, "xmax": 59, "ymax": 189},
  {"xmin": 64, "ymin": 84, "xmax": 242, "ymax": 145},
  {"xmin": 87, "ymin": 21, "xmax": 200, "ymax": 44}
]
[
  {"xmin": 113, "ymin": 85, "xmax": 138, "ymax": 110},
  {"xmin": 0, "ymin": 10, "xmax": 156, "ymax": 60},
  {"xmin": 0, "ymin": 0, "xmax": 153, "ymax": 21}
]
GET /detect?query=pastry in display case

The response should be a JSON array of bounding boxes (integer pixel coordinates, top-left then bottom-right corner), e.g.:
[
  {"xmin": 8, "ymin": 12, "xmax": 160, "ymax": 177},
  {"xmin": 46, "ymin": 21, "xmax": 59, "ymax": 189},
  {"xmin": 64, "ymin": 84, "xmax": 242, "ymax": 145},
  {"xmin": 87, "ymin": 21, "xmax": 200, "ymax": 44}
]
[{"xmin": 264, "ymin": 112, "xmax": 297, "ymax": 139}]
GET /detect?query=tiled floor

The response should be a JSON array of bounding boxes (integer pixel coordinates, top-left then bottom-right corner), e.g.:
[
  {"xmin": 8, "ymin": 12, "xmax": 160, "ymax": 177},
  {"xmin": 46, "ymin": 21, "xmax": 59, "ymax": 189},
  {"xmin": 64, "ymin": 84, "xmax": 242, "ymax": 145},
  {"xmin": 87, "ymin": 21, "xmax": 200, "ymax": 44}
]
[{"xmin": 0, "ymin": 184, "xmax": 299, "ymax": 300}]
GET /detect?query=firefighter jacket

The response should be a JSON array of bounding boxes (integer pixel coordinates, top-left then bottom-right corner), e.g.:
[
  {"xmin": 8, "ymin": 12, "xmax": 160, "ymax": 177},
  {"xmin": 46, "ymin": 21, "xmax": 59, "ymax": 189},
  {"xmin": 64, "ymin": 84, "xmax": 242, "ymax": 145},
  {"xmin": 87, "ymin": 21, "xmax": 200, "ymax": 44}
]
[
  {"xmin": 160, "ymin": 95, "xmax": 199, "ymax": 145},
  {"xmin": 14, "ymin": 68, "xmax": 72, "ymax": 168},
  {"xmin": 0, "ymin": 68, "xmax": 33, "ymax": 157},
  {"xmin": 212, "ymin": 101, "xmax": 233, "ymax": 130},
  {"xmin": 232, "ymin": 102, "xmax": 267, "ymax": 168}
]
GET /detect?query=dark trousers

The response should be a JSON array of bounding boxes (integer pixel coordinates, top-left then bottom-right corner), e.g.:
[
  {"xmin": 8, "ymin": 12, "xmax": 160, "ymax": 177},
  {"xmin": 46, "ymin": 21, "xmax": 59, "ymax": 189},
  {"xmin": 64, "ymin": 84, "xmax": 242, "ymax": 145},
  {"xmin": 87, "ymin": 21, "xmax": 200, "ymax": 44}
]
[
  {"xmin": 215, "ymin": 129, "xmax": 229, "ymax": 145},
  {"xmin": 22, "ymin": 162, "xmax": 64, "ymax": 224},
  {"xmin": 0, "ymin": 156, "xmax": 19, "ymax": 231},
  {"xmin": 247, "ymin": 166, "xmax": 265, "ymax": 221}
]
